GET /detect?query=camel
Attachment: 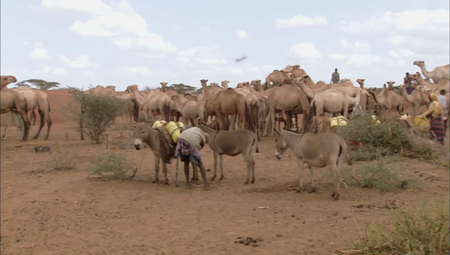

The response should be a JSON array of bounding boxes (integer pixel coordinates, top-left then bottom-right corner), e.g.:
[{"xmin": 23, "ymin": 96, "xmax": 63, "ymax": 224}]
[
  {"xmin": 413, "ymin": 60, "xmax": 450, "ymax": 84},
  {"xmin": 1, "ymin": 76, "xmax": 30, "ymax": 141},
  {"xmin": 274, "ymin": 128, "xmax": 351, "ymax": 200},
  {"xmin": 117, "ymin": 91, "xmax": 140, "ymax": 124},
  {"xmin": 88, "ymin": 85, "xmax": 116, "ymax": 96},
  {"xmin": 221, "ymin": 80, "xmax": 230, "ymax": 89},
  {"xmin": 126, "ymin": 85, "xmax": 171, "ymax": 122},
  {"xmin": 261, "ymin": 84, "xmax": 310, "ymax": 136},
  {"xmin": 213, "ymin": 87, "xmax": 254, "ymax": 132},
  {"xmin": 198, "ymin": 124, "xmax": 258, "ymax": 184},
  {"xmin": 408, "ymin": 73, "xmax": 449, "ymax": 93},
  {"xmin": 199, "ymin": 79, "xmax": 217, "ymax": 123},
  {"xmin": 386, "ymin": 81, "xmax": 396, "ymax": 91},
  {"xmin": 368, "ymin": 87, "xmax": 404, "ymax": 117},
  {"xmin": 398, "ymin": 84, "xmax": 429, "ymax": 117},
  {"xmin": 251, "ymin": 79, "xmax": 264, "ymax": 92},
  {"xmin": 295, "ymin": 77, "xmax": 351, "ymax": 118},
  {"xmin": 160, "ymin": 82, "xmax": 182, "ymax": 122},
  {"xmin": 281, "ymin": 64, "xmax": 307, "ymax": 78},
  {"xmin": 236, "ymin": 81, "xmax": 250, "ymax": 88},
  {"xmin": 234, "ymin": 85, "xmax": 261, "ymax": 140},
  {"xmin": 171, "ymin": 94, "xmax": 204, "ymax": 126},
  {"xmin": 356, "ymin": 78, "xmax": 374, "ymax": 111},
  {"xmin": 11, "ymin": 87, "xmax": 52, "ymax": 140},
  {"xmin": 183, "ymin": 92, "xmax": 198, "ymax": 102},
  {"xmin": 265, "ymin": 70, "xmax": 293, "ymax": 90},
  {"xmin": 132, "ymin": 122, "xmax": 177, "ymax": 185}
]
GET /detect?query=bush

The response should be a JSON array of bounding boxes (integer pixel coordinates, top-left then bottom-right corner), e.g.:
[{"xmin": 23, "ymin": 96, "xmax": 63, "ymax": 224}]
[
  {"xmin": 336, "ymin": 112, "xmax": 442, "ymax": 162},
  {"xmin": 63, "ymin": 87, "xmax": 128, "ymax": 143},
  {"xmin": 85, "ymin": 152, "xmax": 136, "ymax": 180},
  {"xmin": 45, "ymin": 144, "xmax": 78, "ymax": 171},
  {"xmin": 340, "ymin": 202, "xmax": 449, "ymax": 254},
  {"xmin": 338, "ymin": 157, "xmax": 421, "ymax": 192}
]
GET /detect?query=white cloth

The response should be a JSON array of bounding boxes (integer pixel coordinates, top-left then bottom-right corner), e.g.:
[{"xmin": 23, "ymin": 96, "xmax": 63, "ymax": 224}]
[{"xmin": 438, "ymin": 95, "xmax": 447, "ymax": 115}]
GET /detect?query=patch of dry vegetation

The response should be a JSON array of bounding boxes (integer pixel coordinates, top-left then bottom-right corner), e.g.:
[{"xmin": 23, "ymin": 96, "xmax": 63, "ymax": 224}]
[
  {"xmin": 338, "ymin": 202, "xmax": 449, "ymax": 255},
  {"xmin": 85, "ymin": 152, "xmax": 136, "ymax": 180},
  {"xmin": 45, "ymin": 144, "xmax": 79, "ymax": 171}
]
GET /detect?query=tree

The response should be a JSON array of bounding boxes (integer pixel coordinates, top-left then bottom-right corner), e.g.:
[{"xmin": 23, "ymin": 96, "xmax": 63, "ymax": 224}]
[
  {"xmin": 166, "ymin": 83, "xmax": 197, "ymax": 94},
  {"xmin": 15, "ymin": 79, "xmax": 60, "ymax": 90}
]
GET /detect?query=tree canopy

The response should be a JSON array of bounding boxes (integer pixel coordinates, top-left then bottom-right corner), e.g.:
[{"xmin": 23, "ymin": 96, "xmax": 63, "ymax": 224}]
[{"xmin": 15, "ymin": 79, "xmax": 60, "ymax": 90}]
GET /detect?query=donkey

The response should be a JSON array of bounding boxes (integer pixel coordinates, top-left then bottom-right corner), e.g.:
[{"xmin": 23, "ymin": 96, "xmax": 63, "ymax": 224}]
[
  {"xmin": 274, "ymin": 129, "xmax": 351, "ymax": 200},
  {"xmin": 198, "ymin": 123, "xmax": 258, "ymax": 185},
  {"xmin": 132, "ymin": 122, "xmax": 178, "ymax": 185}
]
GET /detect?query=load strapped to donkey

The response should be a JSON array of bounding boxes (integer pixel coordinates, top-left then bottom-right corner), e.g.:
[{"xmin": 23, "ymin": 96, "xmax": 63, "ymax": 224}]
[{"xmin": 152, "ymin": 120, "xmax": 187, "ymax": 145}]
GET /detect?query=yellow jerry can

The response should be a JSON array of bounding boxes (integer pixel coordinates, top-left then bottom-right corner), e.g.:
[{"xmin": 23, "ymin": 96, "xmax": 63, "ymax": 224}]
[
  {"xmin": 165, "ymin": 121, "xmax": 185, "ymax": 143},
  {"xmin": 330, "ymin": 116, "xmax": 347, "ymax": 128}
]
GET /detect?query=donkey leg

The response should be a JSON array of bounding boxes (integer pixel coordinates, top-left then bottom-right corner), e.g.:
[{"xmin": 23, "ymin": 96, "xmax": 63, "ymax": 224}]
[
  {"xmin": 243, "ymin": 153, "xmax": 252, "ymax": 185},
  {"xmin": 296, "ymin": 158, "xmax": 305, "ymax": 193},
  {"xmin": 219, "ymin": 154, "xmax": 224, "ymax": 180},
  {"xmin": 308, "ymin": 166, "xmax": 317, "ymax": 193},
  {"xmin": 249, "ymin": 147, "xmax": 256, "ymax": 184},
  {"xmin": 152, "ymin": 156, "xmax": 160, "ymax": 183},
  {"xmin": 211, "ymin": 152, "xmax": 218, "ymax": 181},
  {"xmin": 162, "ymin": 163, "xmax": 169, "ymax": 185},
  {"xmin": 330, "ymin": 164, "xmax": 342, "ymax": 200}
]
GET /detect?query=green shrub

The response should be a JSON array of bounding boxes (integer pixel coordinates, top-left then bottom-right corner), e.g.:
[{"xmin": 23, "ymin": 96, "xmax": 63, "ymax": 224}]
[
  {"xmin": 341, "ymin": 202, "xmax": 449, "ymax": 254},
  {"xmin": 63, "ymin": 87, "xmax": 128, "ymax": 143},
  {"xmin": 85, "ymin": 152, "xmax": 135, "ymax": 180},
  {"xmin": 336, "ymin": 112, "xmax": 442, "ymax": 162}
]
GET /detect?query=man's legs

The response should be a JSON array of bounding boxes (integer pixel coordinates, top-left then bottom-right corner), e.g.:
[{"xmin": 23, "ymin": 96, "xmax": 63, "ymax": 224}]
[
  {"xmin": 197, "ymin": 161, "xmax": 210, "ymax": 190},
  {"xmin": 183, "ymin": 160, "xmax": 191, "ymax": 189}
]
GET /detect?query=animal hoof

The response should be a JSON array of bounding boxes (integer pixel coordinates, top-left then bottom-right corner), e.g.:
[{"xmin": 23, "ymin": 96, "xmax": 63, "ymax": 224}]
[
  {"xmin": 152, "ymin": 179, "xmax": 159, "ymax": 183},
  {"xmin": 244, "ymin": 181, "xmax": 250, "ymax": 185},
  {"xmin": 219, "ymin": 175, "xmax": 224, "ymax": 180},
  {"xmin": 308, "ymin": 188, "xmax": 317, "ymax": 193},
  {"xmin": 204, "ymin": 186, "xmax": 211, "ymax": 191},
  {"xmin": 186, "ymin": 186, "xmax": 192, "ymax": 189},
  {"xmin": 210, "ymin": 176, "xmax": 216, "ymax": 181},
  {"xmin": 251, "ymin": 179, "xmax": 255, "ymax": 184},
  {"xmin": 296, "ymin": 189, "xmax": 303, "ymax": 193}
]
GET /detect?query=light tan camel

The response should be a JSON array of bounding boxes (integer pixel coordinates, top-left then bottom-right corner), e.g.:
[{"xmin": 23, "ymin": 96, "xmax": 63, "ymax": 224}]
[
  {"xmin": 160, "ymin": 82, "xmax": 182, "ymax": 122},
  {"xmin": 281, "ymin": 64, "xmax": 307, "ymax": 78},
  {"xmin": 251, "ymin": 79, "xmax": 264, "ymax": 92},
  {"xmin": 221, "ymin": 80, "xmax": 230, "ymax": 89},
  {"xmin": 1, "ymin": 76, "xmax": 31, "ymax": 141},
  {"xmin": 199, "ymin": 123, "xmax": 258, "ymax": 184},
  {"xmin": 11, "ymin": 87, "xmax": 52, "ymax": 140},
  {"xmin": 141, "ymin": 87, "xmax": 171, "ymax": 122},
  {"xmin": 171, "ymin": 94, "xmax": 204, "ymax": 126},
  {"xmin": 398, "ymin": 84, "xmax": 429, "ymax": 117},
  {"xmin": 199, "ymin": 79, "xmax": 217, "ymax": 123},
  {"xmin": 88, "ymin": 85, "xmax": 115, "ymax": 96},
  {"xmin": 265, "ymin": 70, "xmax": 293, "ymax": 90},
  {"xmin": 261, "ymin": 84, "xmax": 310, "ymax": 136},
  {"xmin": 274, "ymin": 129, "xmax": 351, "ymax": 200},
  {"xmin": 408, "ymin": 73, "xmax": 449, "ymax": 93},
  {"xmin": 386, "ymin": 81, "xmax": 396, "ymax": 91},
  {"xmin": 413, "ymin": 60, "xmax": 450, "ymax": 84},
  {"xmin": 183, "ymin": 92, "xmax": 198, "ymax": 102},
  {"xmin": 236, "ymin": 81, "xmax": 250, "ymax": 88},
  {"xmin": 368, "ymin": 87, "xmax": 404, "ymax": 117},
  {"xmin": 356, "ymin": 78, "xmax": 374, "ymax": 111},
  {"xmin": 234, "ymin": 85, "xmax": 261, "ymax": 140},
  {"xmin": 294, "ymin": 77, "xmax": 351, "ymax": 118}
]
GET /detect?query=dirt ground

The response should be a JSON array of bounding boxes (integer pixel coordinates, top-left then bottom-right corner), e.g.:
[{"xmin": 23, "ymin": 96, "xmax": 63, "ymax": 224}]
[{"xmin": 1, "ymin": 90, "xmax": 449, "ymax": 255}]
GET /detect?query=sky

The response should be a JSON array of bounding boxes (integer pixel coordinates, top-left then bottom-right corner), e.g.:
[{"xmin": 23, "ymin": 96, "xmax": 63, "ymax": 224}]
[{"xmin": 1, "ymin": 0, "xmax": 449, "ymax": 91}]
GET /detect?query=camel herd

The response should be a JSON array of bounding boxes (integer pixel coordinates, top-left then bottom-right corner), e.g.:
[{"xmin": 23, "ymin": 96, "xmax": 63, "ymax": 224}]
[{"xmin": 1, "ymin": 60, "xmax": 448, "ymax": 199}]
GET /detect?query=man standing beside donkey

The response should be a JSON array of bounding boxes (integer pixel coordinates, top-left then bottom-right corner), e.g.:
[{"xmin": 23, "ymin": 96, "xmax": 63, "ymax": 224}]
[{"xmin": 174, "ymin": 126, "xmax": 211, "ymax": 190}]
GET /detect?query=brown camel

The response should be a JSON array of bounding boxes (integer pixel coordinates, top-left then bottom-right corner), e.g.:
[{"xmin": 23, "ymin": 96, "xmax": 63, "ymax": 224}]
[
  {"xmin": 261, "ymin": 84, "xmax": 310, "ymax": 136},
  {"xmin": 141, "ymin": 87, "xmax": 171, "ymax": 122},
  {"xmin": 221, "ymin": 80, "xmax": 230, "ymax": 89},
  {"xmin": 88, "ymin": 85, "xmax": 116, "ymax": 96},
  {"xmin": 183, "ymin": 92, "xmax": 198, "ymax": 102},
  {"xmin": 199, "ymin": 79, "xmax": 217, "ymax": 123},
  {"xmin": 1, "ymin": 76, "xmax": 31, "ymax": 141},
  {"xmin": 265, "ymin": 70, "xmax": 293, "ymax": 90},
  {"xmin": 413, "ymin": 60, "xmax": 449, "ymax": 84},
  {"xmin": 251, "ymin": 79, "xmax": 264, "ymax": 92},
  {"xmin": 12, "ymin": 87, "xmax": 52, "ymax": 140},
  {"xmin": 171, "ymin": 94, "xmax": 204, "ymax": 126},
  {"xmin": 398, "ymin": 84, "xmax": 429, "ymax": 117},
  {"xmin": 234, "ymin": 85, "xmax": 261, "ymax": 140},
  {"xmin": 213, "ymin": 87, "xmax": 253, "ymax": 132},
  {"xmin": 160, "ymin": 82, "xmax": 182, "ymax": 122},
  {"xmin": 281, "ymin": 64, "xmax": 307, "ymax": 78}
]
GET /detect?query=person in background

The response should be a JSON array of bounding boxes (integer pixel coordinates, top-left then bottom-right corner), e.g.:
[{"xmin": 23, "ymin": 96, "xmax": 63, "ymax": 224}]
[
  {"xmin": 437, "ymin": 89, "xmax": 448, "ymax": 134},
  {"xmin": 404, "ymin": 72, "xmax": 414, "ymax": 95},
  {"xmin": 174, "ymin": 127, "xmax": 210, "ymax": 190},
  {"xmin": 330, "ymin": 68, "xmax": 340, "ymax": 84},
  {"xmin": 417, "ymin": 93, "xmax": 444, "ymax": 145}
]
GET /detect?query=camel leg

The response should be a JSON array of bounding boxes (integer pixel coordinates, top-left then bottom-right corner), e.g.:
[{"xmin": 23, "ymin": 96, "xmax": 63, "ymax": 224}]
[
  {"xmin": 296, "ymin": 158, "xmax": 305, "ymax": 193},
  {"xmin": 32, "ymin": 110, "xmax": 46, "ymax": 139},
  {"xmin": 2, "ymin": 126, "xmax": 7, "ymax": 139},
  {"xmin": 216, "ymin": 111, "xmax": 225, "ymax": 130},
  {"xmin": 268, "ymin": 107, "xmax": 276, "ymax": 136},
  {"xmin": 211, "ymin": 152, "xmax": 218, "ymax": 181},
  {"xmin": 262, "ymin": 107, "xmax": 272, "ymax": 136},
  {"xmin": 184, "ymin": 161, "xmax": 191, "ymax": 189},
  {"xmin": 152, "ymin": 155, "xmax": 160, "ymax": 183}
]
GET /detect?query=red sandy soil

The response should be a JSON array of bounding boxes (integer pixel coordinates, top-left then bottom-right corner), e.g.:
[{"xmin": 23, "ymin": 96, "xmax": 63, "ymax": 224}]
[{"xmin": 1, "ymin": 90, "xmax": 449, "ymax": 255}]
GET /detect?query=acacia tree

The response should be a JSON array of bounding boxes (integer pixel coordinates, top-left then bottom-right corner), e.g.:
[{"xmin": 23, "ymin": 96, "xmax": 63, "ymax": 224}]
[{"xmin": 15, "ymin": 79, "xmax": 60, "ymax": 90}]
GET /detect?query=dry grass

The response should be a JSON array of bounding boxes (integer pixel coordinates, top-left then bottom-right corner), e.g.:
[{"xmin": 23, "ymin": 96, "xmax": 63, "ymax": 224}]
[{"xmin": 44, "ymin": 143, "xmax": 79, "ymax": 171}]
